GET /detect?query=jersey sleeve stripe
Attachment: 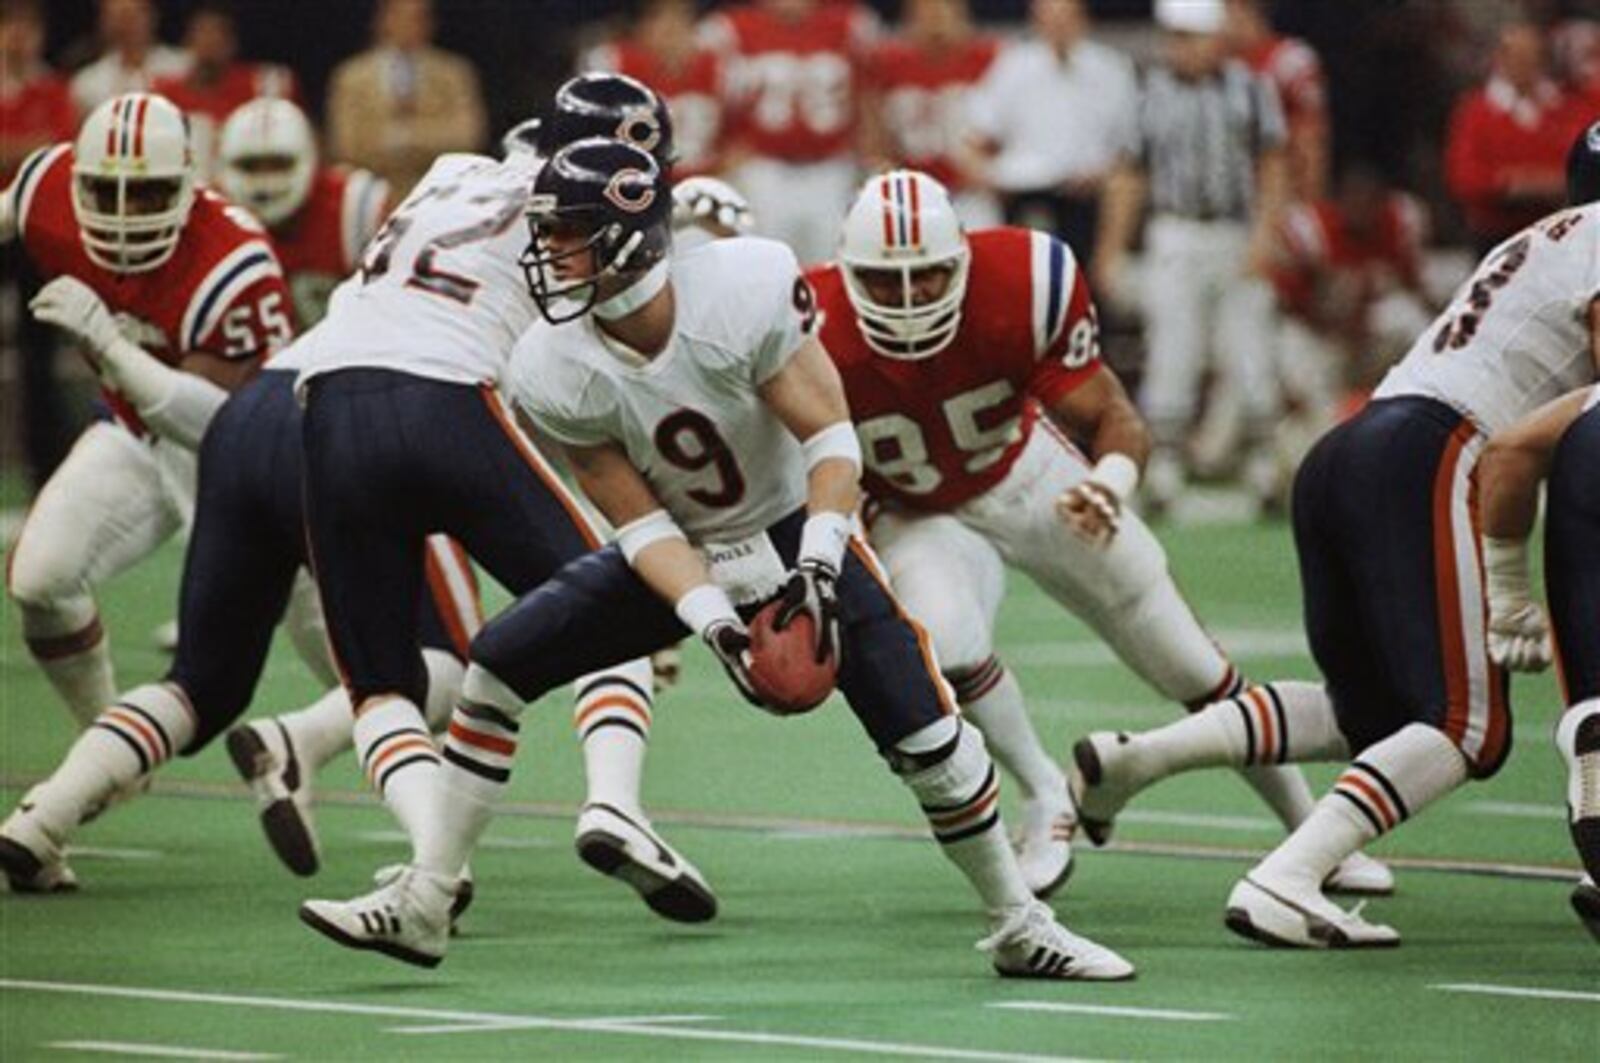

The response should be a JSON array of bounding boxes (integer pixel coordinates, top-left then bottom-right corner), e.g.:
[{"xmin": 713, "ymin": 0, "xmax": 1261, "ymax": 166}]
[
  {"xmin": 1029, "ymin": 230, "xmax": 1079, "ymax": 357},
  {"xmin": 10, "ymin": 144, "xmax": 68, "ymax": 236},
  {"xmin": 181, "ymin": 243, "xmax": 280, "ymax": 351}
]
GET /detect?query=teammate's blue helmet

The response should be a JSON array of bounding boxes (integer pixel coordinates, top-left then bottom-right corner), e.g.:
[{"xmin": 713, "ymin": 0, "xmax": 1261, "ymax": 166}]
[
  {"xmin": 1568, "ymin": 120, "xmax": 1600, "ymax": 205},
  {"xmin": 536, "ymin": 72, "xmax": 676, "ymax": 171},
  {"xmin": 521, "ymin": 137, "xmax": 674, "ymax": 324}
]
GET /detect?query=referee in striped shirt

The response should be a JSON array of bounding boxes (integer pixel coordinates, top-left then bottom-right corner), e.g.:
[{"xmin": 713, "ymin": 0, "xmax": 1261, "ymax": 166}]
[{"xmin": 1095, "ymin": 0, "xmax": 1288, "ymax": 515}]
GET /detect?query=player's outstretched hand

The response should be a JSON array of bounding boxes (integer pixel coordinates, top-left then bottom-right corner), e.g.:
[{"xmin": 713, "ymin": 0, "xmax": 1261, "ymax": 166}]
[
  {"xmin": 1057, "ymin": 482, "xmax": 1122, "ymax": 546},
  {"xmin": 672, "ymin": 176, "xmax": 754, "ymax": 238},
  {"xmin": 704, "ymin": 618, "xmax": 764, "ymax": 707},
  {"xmin": 1487, "ymin": 601, "xmax": 1552, "ymax": 673},
  {"xmin": 29, "ymin": 276, "xmax": 121, "ymax": 369},
  {"xmin": 773, "ymin": 562, "xmax": 841, "ymax": 666}
]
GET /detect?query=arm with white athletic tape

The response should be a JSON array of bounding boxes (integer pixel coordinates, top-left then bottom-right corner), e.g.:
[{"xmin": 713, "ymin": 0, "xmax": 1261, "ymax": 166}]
[
  {"xmin": 1478, "ymin": 387, "xmax": 1596, "ymax": 672},
  {"xmin": 758, "ymin": 334, "xmax": 862, "ymax": 665},
  {"xmin": 563, "ymin": 440, "xmax": 765, "ymax": 708},
  {"xmin": 27, "ymin": 276, "xmax": 237, "ymax": 449}
]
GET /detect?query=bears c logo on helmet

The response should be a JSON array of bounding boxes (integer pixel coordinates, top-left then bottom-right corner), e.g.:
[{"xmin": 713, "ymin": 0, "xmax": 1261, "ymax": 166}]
[
  {"xmin": 604, "ymin": 169, "xmax": 656, "ymax": 214},
  {"xmin": 616, "ymin": 107, "xmax": 662, "ymax": 154}
]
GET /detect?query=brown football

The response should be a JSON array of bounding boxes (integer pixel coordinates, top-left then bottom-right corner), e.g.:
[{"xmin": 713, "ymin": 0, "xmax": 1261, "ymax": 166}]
[{"xmin": 747, "ymin": 600, "xmax": 837, "ymax": 715}]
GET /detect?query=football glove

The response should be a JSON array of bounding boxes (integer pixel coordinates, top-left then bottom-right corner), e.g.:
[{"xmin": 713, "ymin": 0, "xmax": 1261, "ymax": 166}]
[
  {"xmin": 29, "ymin": 276, "xmax": 123, "ymax": 370},
  {"xmin": 1487, "ymin": 601, "xmax": 1552, "ymax": 673},
  {"xmin": 671, "ymin": 176, "xmax": 754, "ymax": 236},
  {"xmin": 703, "ymin": 618, "xmax": 763, "ymax": 708},
  {"xmin": 773, "ymin": 560, "xmax": 841, "ymax": 666}
]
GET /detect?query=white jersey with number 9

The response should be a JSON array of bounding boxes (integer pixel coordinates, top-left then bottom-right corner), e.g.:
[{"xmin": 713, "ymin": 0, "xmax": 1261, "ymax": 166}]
[{"xmin": 508, "ymin": 237, "xmax": 814, "ymax": 543}]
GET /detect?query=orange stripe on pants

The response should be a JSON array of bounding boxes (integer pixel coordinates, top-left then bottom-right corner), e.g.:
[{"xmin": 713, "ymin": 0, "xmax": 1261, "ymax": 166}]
[{"xmin": 1431, "ymin": 423, "xmax": 1474, "ymax": 747}]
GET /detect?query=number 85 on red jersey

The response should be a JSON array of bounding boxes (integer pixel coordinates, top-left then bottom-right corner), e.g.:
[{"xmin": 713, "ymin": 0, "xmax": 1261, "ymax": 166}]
[{"xmin": 808, "ymin": 226, "xmax": 1103, "ymax": 511}]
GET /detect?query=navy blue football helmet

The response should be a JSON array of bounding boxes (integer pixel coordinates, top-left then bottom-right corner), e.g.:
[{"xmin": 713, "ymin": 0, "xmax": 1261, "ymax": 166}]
[
  {"xmin": 1568, "ymin": 120, "xmax": 1600, "ymax": 206},
  {"xmin": 521, "ymin": 137, "xmax": 673, "ymax": 324},
  {"xmin": 536, "ymin": 72, "xmax": 675, "ymax": 170}
]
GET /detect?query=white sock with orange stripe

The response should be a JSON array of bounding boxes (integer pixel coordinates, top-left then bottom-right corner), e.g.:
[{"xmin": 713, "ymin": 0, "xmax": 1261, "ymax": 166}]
[
  {"xmin": 25, "ymin": 683, "xmax": 195, "ymax": 838},
  {"xmin": 572, "ymin": 659, "xmax": 654, "ymax": 814},
  {"xmin": 415, "ymin": 664, "xmax": 523, "ymax": 878},
  {"xmin": 893, "ymin": 717, "xmax": 1032, "ymax": 920},
  {"xmin": 1120, "ymin": 681, "xmax": 1349, "ymax": 782},
  {"xmin": 949, "ymin": 657, "xmax": 1064, "ymax": 803},
  {"xmin": 1254, "ymin": 723, "xmax": 1468, "ymax": 889},
  {"xmin": 1183, "ymin": 670, "xmax": 1325, "ymax": 832},
  {"xmin": 352, "ymin": 696, "xmax": 440, "ymax": 845}
]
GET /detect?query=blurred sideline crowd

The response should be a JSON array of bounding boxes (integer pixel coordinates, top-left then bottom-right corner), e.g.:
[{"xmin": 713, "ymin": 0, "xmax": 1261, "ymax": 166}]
[{"xmin": 3, "ymin": 0, "xmax": 1598, "ymax": 515}]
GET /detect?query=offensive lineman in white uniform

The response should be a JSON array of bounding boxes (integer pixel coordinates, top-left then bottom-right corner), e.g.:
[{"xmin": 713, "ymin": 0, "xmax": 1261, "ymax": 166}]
[
  {"xmin": 1072, "ymin": 135, "xmax": 1600, "ymax": 949},
  {"xmin": 299, "ymin": 137, "xmax": 1135, "ymax": 980},
  {"xmin": 286, "ymin": 76, "xmax": 720, "ymax": 937}
]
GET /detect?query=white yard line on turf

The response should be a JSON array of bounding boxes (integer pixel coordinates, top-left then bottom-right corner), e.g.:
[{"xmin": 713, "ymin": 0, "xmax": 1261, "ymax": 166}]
[
  {"xmin": 357, "ymin": 829, "xmax": 555, "ymax": 850},
  {"xmin": 389, "ymin": 1014, "xmax": 718, "ymax": 1034},
  {"xmin": 1464, "ymin": 801, "xmax": 1563, "ymax": 819},
  {"xmin": 991, "ymin": 1002, "xmax": 1232, "ymax": 1022},
  {"xmin": 67, "ymin": 846, "xmax": 164, "ymax": 861},
  {"xmin": 1433, "ymin": 983, "xmax": 1600, "ymax": 1004},
  {"xmin": 1, "ymin": 980, "xmax": 1107, "ymax": 1063},
  {"xmin": 46, "ymin": 1042, "xmax": 280, "ymax": 1060}
]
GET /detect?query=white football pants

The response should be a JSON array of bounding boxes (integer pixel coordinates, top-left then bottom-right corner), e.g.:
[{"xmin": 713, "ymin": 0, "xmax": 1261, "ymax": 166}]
[{"xmin": 869, "ymin": 425, "xmax": 1231, "ymax": 703}]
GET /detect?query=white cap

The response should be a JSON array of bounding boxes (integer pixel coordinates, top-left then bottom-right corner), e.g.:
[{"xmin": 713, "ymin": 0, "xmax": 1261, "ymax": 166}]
[{"xmin": 1155, "ymin": 0, "xmax": 1224, "ymax": 34}]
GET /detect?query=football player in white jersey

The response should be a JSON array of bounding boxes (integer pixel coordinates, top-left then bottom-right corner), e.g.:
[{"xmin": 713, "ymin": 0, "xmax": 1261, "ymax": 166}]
[
  {"xmin": 299, "ymin": 138, "xmax": 1135, "ymax": 980},
  {"xmin": 287, "ymin": 78, "xmax": 722, "ymax": 934},
  {"xmin": 1071, "ymin": 123, "xmax": 1600, "ymax": 949}
]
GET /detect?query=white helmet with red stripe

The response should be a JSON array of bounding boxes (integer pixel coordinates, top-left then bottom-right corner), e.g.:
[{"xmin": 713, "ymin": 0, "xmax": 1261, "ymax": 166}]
[
  {"xmin": 219, "ymin": 97, "xmax": 317, "ymax": 227},
  {"xmin": 71, "ymin": 92, "xmax": 196, "ymax": 274},
  {"xmin": 838, "ymin": 169, "xmax": 970, "ymax": 360}
]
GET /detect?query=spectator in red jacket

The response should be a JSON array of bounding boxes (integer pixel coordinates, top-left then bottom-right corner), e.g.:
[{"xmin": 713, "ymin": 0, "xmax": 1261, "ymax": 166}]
[{"xmin": 1445, "ymin": 19, "xmax": 1593, "ymax": 254}]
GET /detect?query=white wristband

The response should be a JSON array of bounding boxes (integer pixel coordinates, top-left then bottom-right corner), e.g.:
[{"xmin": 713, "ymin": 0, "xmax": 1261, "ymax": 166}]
[
  {"xmin": 802, "ymin": 421, "xmax": 862, "ymax": 475},
  {"xmin": 1088, "ymin": 453, "xmax": 1140, "ymax": 501},
  {"xmin": 1484, "ymin": 536, "xmax": 1534, "ymax": 603},
  {"xmin": 616, "ymin": 509, "xmax": 686, "ymax": 566},
  {"xmin": 798, "ymin": 510, "xmax": 851, "ymax": 572},
  {"xmin": 674, "ymin": 582, "xmax": 740, "ymax": 638}
]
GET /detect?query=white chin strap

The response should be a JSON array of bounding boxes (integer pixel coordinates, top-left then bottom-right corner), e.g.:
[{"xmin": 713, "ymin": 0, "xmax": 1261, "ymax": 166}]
[{"xmin": 594, "ymin": 259, "xmax": 668, "ymax": 321}]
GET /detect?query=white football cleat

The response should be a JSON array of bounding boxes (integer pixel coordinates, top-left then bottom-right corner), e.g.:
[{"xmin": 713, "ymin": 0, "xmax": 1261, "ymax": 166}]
[
  {"xmin": 0, "ymin": 800, "xmax": 77, "ymax": 894},
  {"xmin": 1015, "ymin": 787, "xmax": 1075, "ymax": 899},
  {"xmin": 1571, "ymin": 876, "xmax": 1600, "ymax": 944},
  {"xmin": 1225, "ymin": 872, "xmax": 1400, "ymax": 949},
  {"xmin": 300, "ymin": 865, "xmax": 454, "ymax": 968},
  {"xmin": 978, "ymin": 900, "xmax": 1135, "ymax": 981},
  {"xmin": 226, "ymin": 720, "xmax": 319, "ymax": 877},
  {"xmin": 1070, "ymin": 731, "xmax": 1152, "ymax": 846},
  {"xmin": 374, "ymin": 862, "xmax": 475, "ymax": 934},
  {"xmin": 574, "ymin": 802, "xmax": 717, "ymax": 923},
  {"xmin": 1324, "ymin": 850, "xmax": 1395, "ymax": 896}
]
